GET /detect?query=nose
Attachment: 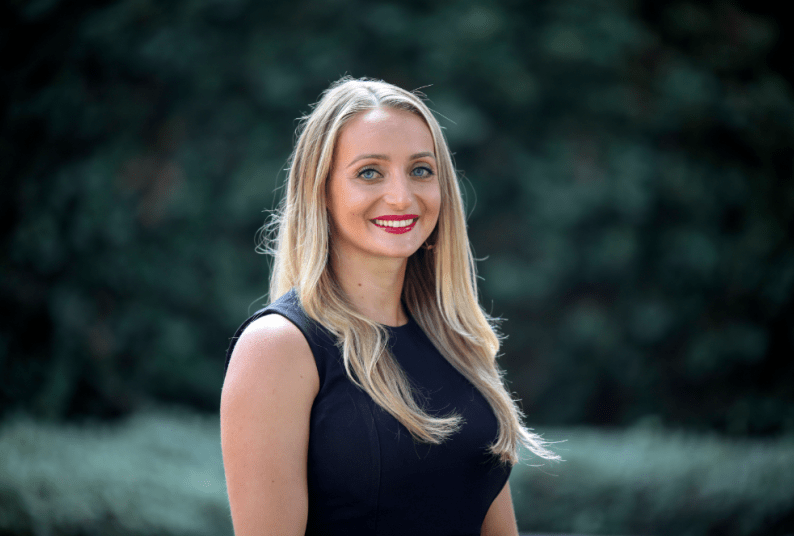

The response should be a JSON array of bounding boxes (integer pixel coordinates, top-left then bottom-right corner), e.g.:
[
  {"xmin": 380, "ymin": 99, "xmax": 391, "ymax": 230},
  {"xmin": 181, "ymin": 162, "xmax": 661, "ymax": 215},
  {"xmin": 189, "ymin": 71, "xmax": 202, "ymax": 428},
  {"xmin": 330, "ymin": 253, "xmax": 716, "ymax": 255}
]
[{"xmin": 383, "ymin": 172, "xmax": 412, "ymax": 211}]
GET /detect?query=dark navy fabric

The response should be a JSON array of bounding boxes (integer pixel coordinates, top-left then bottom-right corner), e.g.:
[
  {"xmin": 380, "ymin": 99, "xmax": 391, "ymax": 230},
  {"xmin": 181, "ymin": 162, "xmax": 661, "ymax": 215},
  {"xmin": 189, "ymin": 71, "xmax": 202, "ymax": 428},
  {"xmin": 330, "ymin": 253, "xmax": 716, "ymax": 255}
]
[{"xmin": 225, "ymin": 289, "xmax": 511, "ymax": 536}]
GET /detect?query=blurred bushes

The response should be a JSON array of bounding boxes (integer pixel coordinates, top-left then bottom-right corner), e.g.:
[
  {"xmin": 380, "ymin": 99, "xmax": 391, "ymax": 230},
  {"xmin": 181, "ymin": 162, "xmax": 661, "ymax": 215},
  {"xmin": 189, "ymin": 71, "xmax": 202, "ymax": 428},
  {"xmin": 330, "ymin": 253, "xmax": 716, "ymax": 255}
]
[
  {"xmin": 512, "ymin": 426, "xmax": 794, "ymax": 535},
  {"xmin": 0, "ymin": 410, "xmax": 231, "ymax": 536},
  {"xmin": 1, "ymin": 412, "xmax": 792, "ymax": 535},
  {"xmin": 1, "ymin": 0, "xmax": 792, "ymax": 435}
]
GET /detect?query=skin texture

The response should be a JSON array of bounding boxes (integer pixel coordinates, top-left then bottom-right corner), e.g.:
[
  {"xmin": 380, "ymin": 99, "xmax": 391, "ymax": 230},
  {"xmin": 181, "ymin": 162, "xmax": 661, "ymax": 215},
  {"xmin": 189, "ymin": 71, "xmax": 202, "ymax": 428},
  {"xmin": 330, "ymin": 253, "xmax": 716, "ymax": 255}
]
[{"xmin": 221, "ymin": 106, "xmax": 519, "ymax": 535}]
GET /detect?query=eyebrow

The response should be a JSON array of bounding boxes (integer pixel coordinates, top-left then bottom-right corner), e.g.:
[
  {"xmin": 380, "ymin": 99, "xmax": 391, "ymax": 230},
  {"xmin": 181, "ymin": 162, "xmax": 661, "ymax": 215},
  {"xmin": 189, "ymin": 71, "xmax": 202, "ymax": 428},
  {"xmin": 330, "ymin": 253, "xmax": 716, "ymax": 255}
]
[{"xmin": 347, "ymin": 152, "xmax": 436, "ymax": 168}]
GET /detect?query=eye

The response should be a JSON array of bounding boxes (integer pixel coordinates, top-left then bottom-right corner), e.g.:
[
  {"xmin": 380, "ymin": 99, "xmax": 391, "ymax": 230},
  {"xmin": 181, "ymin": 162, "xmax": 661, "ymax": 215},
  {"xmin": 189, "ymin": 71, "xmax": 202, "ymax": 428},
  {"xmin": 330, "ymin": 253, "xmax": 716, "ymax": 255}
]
[
  {"xmin": 357, "ymin": 167, "xmax": 380, "ymax": 180},
  {"xmin": 411, "ymin": 166, "xmax": 434, "ymax": 178}
]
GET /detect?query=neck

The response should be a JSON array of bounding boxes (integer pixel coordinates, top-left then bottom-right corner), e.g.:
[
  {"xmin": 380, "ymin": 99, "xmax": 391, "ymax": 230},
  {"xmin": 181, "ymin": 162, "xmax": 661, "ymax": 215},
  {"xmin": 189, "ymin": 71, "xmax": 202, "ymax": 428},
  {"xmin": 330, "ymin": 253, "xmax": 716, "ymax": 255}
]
[{"xmin": 329, "ymin": 247, "xmax": 409, "ymax": 327}]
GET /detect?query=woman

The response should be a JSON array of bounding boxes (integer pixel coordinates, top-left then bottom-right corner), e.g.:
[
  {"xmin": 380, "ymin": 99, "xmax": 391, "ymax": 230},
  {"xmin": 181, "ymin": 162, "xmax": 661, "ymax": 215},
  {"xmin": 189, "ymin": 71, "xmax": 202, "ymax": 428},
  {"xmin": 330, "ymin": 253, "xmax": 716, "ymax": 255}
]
[{"xmin": 221, "ymin": 77, "xmax": 559, "ymax": 536}]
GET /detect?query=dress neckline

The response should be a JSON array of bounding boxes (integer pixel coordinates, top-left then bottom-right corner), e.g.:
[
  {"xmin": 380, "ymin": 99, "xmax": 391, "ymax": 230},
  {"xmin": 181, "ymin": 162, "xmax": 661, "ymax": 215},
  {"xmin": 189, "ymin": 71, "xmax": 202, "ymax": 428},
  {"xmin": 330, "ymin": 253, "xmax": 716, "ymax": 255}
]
[{"xmin": 381, "ymin": 311, "xmax": 415, "ymax": 332}]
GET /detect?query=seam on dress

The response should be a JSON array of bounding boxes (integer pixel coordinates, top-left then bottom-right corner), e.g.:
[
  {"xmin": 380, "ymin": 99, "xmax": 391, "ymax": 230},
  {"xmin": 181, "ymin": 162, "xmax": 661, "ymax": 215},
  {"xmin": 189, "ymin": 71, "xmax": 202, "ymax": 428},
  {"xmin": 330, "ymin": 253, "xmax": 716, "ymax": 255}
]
[{"xmin": 364, "ymin": 396, "xmax": 382, "ymax": 533}]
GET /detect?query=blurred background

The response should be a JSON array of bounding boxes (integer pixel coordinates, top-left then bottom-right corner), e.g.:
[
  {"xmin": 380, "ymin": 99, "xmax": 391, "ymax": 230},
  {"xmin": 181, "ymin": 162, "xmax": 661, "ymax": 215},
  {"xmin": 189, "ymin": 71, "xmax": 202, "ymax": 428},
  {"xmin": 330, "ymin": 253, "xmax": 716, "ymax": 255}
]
[{"xmin": 1, "ymin": 0, "xmax": 793, "ymax": 534}]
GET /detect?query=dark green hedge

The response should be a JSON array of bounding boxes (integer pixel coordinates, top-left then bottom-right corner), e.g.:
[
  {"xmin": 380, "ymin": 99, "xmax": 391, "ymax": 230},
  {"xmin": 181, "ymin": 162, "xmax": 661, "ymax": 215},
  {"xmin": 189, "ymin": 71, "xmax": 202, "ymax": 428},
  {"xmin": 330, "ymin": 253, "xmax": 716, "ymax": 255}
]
[{"xmin": 1, "ymin": 0, "xmax": 792, "ymax": 436}]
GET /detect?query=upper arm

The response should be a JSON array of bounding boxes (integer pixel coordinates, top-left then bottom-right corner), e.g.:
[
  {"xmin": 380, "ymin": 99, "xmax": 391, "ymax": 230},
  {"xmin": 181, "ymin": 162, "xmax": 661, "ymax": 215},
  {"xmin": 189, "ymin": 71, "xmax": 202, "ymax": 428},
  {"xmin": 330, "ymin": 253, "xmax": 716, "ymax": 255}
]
[
  {"xmin": 220, "ymin": 313, "xmax": 319, "ymax": 536},
  {"xmin": 481, "ymin": 480, "xmax": 519, "ymax": 536}
]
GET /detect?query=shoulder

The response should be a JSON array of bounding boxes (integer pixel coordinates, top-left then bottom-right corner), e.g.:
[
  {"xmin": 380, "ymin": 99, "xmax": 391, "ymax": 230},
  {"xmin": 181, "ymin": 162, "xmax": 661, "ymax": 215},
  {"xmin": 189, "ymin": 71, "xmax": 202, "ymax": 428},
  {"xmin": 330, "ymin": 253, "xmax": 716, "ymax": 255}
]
[
  {"xmin": 224, "ymin": 312, "xmax": 319, "ymax": 401},
  {"xmin": 220, "ymin": 312, "xmax": 317, "ymax": 533},
  {"xmin": 237, "ymin": 313, "xmax": 311, "ymax": 358}
]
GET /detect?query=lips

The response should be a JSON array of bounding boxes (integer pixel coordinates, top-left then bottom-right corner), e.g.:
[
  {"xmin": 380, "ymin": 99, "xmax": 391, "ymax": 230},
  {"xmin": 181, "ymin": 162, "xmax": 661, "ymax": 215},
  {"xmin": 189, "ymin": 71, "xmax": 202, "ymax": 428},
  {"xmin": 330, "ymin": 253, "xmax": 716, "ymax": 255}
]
[{"xmin": 371, "ymin": 214, "xmax": 419, "ymax": 234}]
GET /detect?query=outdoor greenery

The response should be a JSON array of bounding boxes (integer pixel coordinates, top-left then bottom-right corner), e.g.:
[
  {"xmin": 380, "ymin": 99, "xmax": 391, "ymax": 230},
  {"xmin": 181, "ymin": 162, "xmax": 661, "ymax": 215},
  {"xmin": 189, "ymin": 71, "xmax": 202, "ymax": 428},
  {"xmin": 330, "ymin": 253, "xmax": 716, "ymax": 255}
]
[
  {"xmin": 0, "ymin": 410, "xmax": 231, "ymax": 536},
  {"xmin": 1, "ymin": 411, "xmax": 792, "ymax": 535},
  {"xmin": 512, "ymin": 427, "xmax": 794, "ymax": 535},
  {"xmin": 2, "ymin": 0, "xmax": 793, "ymax": 533}
]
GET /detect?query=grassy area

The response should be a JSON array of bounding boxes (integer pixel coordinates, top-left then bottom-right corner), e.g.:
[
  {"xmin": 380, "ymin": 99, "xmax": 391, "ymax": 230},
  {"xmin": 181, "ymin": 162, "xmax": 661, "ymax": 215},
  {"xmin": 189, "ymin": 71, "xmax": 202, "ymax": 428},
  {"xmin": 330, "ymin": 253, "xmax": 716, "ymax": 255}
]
[{"xmin": 1, "ymin": 411, "xmax": 792, "ymax": 535}]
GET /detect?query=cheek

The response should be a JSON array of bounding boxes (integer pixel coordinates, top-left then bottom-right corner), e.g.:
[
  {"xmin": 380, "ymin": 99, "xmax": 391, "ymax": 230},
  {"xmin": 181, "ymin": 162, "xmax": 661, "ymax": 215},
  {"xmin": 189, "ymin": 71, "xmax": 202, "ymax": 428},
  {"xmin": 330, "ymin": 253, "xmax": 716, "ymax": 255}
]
[
  {"xmin": 428, "ymin": 185, "xmax": 442, "ymax": 220},
  {"xmin": 328, "ymin": 183, "xmax": 368, "ymax": 224}
]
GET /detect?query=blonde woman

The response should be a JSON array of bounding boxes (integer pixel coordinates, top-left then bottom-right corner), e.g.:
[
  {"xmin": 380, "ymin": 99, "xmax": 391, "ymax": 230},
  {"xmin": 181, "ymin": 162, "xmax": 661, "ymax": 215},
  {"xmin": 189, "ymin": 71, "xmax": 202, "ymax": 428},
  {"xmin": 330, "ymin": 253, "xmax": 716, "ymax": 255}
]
[{"xmin": 221, "ymin": 77, "xmax": 559, "ymax": 536}]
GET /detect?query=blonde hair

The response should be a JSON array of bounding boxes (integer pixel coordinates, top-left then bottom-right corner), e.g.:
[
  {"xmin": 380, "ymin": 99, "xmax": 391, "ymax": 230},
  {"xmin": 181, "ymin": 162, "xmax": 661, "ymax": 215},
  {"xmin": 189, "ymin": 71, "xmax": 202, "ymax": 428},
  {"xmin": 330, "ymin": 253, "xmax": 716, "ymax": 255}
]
[{"xmin": 261, "ymin": 76, "xmax": 558, "ymax": 464}]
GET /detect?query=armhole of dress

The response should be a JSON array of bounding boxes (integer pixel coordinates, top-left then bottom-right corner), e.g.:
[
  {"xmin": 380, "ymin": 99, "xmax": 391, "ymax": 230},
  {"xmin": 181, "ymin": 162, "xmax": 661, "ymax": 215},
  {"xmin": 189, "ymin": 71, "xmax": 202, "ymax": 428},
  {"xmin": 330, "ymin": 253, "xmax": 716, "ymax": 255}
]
[
  {"xmin": 484, "ymin": 463, "xmax": 512, "ymax": 519},
  {"xmin": 224, "ymin": 307, "xmax": 324, "ymax": 389}
]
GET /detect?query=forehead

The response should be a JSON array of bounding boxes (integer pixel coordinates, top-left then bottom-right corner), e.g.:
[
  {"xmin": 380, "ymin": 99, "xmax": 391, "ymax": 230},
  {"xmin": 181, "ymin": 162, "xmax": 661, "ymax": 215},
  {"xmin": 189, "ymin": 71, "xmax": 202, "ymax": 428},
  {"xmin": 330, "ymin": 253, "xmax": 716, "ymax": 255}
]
[{"xmin": 334, "ymin": 107, "xmax": 434, "ymax": 160}]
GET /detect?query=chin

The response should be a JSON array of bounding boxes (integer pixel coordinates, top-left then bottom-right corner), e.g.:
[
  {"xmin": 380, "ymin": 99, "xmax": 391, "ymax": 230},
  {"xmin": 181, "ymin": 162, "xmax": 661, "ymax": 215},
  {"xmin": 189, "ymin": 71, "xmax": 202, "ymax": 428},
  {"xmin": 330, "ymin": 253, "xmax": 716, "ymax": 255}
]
[
  {"xmin": 372, "ymin": 244, "xmax": 422, "ymax": 259},
  {"xmin": 380, "ymin": 249, "xmax": 420, "ymax": 259}
]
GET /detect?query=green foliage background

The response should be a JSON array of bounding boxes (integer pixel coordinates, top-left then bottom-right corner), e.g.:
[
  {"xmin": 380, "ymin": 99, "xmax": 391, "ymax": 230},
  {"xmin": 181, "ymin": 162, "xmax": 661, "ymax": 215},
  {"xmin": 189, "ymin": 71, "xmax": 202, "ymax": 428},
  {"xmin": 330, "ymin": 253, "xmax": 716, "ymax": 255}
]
[
  {"xmin": 1, "ymin": 0, "xmax": 793, "ymax": 533},
  {"xmin": 2, "ymin": 412, "xmax": 793, "ymax": 535}
]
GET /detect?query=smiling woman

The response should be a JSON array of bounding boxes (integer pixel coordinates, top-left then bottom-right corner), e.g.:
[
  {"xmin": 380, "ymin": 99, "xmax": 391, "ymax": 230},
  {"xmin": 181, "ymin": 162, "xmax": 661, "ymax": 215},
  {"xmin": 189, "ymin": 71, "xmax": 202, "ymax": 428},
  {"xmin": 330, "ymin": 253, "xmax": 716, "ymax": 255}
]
[
  {"xmin": 326, "ymin": 107, "xmax": 441, "ymax": 319},
  {"xmin": 220, "ymin": 77, "xmax": 560, "ymax": 536}
]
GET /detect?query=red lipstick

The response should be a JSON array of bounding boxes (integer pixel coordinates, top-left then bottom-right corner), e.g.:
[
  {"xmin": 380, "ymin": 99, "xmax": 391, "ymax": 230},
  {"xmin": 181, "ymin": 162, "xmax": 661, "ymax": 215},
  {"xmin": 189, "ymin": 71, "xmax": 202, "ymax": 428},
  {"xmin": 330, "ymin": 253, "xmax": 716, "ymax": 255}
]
[{"xmin": 371, "ymin": 214, "xmax": 419, "ymax": 235}]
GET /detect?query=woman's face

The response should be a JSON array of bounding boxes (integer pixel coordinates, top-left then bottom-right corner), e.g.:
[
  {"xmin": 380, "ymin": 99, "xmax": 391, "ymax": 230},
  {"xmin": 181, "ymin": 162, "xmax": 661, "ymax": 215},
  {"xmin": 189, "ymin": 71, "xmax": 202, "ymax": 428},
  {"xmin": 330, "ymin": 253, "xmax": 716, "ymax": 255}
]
[{"xmin": 326, "ymin": 107, "xmax": 441, "ymax": 262}]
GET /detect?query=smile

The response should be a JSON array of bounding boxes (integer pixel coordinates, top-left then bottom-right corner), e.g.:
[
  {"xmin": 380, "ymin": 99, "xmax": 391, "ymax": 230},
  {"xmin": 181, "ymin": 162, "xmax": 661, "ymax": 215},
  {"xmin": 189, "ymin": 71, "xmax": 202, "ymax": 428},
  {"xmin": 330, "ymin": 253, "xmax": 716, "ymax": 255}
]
[{"xmin": 371, "ymin": 215, "xmax": 419, "ymax": 234}]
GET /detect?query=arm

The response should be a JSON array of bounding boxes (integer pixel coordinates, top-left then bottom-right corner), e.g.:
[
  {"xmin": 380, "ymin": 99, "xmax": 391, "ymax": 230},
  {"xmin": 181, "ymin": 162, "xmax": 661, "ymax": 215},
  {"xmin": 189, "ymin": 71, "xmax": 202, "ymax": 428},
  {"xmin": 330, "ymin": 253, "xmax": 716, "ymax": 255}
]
[
  {"xmin": 481, "ymin": 480, "xmax": 519, "ymax": 536},
  {"xmin": 220, "ymin": 314, "xmax": 319, "ymax": 536}
]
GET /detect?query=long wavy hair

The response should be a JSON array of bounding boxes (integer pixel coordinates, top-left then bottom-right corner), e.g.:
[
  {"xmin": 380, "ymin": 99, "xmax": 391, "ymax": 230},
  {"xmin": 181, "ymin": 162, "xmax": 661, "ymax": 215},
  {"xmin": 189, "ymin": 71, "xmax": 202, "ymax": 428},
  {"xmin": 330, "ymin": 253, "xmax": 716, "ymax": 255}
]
[{"xmin": 260, "ymin": 76, "xmax": 558, "ymax": 464}]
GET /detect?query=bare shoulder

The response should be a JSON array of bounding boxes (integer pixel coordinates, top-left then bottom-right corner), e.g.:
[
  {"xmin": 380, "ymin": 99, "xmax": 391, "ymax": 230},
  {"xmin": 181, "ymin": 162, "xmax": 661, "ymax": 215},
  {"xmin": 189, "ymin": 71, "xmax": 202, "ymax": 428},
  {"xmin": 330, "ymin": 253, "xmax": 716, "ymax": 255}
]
[
  {"xmin": 224, "ymin": 313, "xmax": 319, "ymax": 395},
  {"xmin": 220, "ymin": 313, "xmax": 318, "ymax": 534},
  {"xmin": 221, "ymin": 312, "xmax": 319, "ymax": 438}
]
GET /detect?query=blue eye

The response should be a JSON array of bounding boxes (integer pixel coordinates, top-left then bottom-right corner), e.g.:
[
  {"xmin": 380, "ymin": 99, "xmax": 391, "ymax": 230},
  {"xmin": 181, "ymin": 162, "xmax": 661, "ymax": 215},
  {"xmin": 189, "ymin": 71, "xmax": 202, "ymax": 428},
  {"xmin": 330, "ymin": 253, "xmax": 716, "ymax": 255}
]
[
  {"xmin": 358, "ymin": 168, "xmax": 378, "ymax": 180},
  {"xmin": 412, "ymin": 166, "xmax": 434, "ymax": 178}
]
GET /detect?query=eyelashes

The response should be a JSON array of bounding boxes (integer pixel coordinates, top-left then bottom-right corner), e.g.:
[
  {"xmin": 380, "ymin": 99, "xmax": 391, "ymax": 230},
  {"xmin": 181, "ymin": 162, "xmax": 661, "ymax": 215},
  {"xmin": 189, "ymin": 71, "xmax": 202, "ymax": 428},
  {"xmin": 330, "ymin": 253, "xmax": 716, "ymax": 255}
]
[
  {"xmin": 411, "ymin": 166, "xmax": 434, "ymax": 178},
  {"xmin": 358, "ymin": 167, "xmax": 379, "ymax": 180},
  {"xmin": 355, "ymin": 166, "xmax": 435, "ymax": 180}
]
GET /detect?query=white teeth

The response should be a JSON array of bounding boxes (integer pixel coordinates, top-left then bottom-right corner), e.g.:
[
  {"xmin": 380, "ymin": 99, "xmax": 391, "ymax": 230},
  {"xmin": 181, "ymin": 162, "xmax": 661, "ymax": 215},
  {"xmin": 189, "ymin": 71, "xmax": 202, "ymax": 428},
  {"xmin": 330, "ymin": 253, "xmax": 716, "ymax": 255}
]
[{"xmin": 374, "ymin": 218, "xmax": 417, "ymax": 228}]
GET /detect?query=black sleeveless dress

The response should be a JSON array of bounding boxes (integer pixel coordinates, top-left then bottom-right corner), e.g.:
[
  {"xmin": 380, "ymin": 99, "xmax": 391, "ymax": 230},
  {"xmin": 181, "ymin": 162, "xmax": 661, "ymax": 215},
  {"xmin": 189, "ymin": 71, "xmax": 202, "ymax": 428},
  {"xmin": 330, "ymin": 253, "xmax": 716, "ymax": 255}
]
[{"xmin": 224, "ymin": 289, "xmax": 511, "ymax": 536}]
